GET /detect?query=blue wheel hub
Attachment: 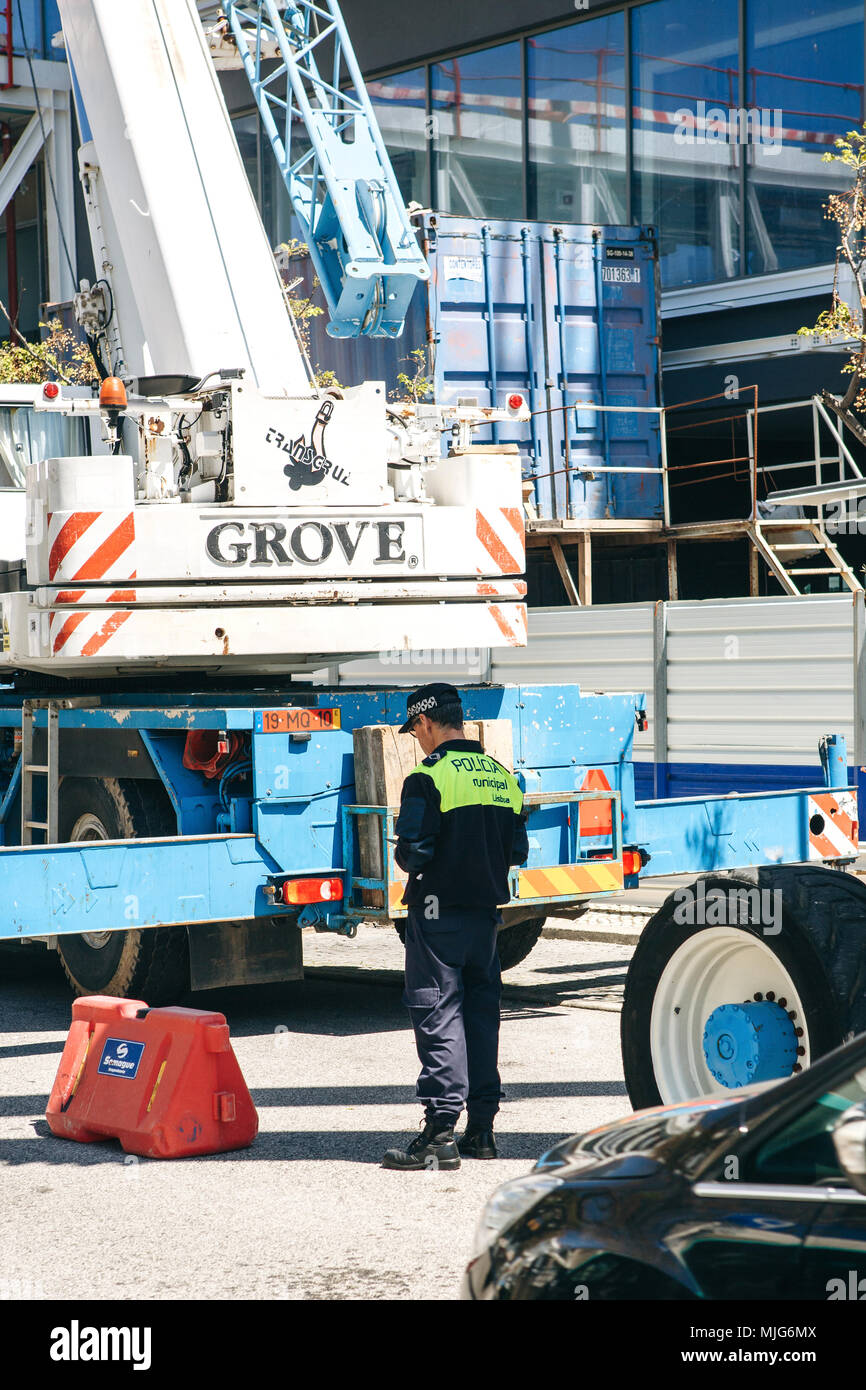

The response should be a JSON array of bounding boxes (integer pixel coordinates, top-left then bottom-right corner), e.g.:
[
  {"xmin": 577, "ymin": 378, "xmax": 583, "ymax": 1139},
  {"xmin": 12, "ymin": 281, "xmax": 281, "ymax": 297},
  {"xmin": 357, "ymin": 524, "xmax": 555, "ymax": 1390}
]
[{"xmin": 702, "ymin": 1001, "xmax": 798, "ymax": 1088}]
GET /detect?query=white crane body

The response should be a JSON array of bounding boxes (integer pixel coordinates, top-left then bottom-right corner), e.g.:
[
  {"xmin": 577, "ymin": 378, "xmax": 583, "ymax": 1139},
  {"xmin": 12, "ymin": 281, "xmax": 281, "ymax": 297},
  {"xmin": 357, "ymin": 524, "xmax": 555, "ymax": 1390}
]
[
  {"xmin": 63, "ymin": 0, "xmax": 309, "ymax": 394},
  {"xmin": 0, "ymin": 0, "xmax": 527, "ymax": 677}
]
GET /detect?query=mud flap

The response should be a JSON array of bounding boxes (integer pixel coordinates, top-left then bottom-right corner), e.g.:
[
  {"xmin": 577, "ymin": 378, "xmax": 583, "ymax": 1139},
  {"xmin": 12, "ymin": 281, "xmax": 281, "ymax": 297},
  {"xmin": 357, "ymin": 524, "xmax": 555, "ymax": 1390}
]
[{"xmin": 187, "ymin": 917, "xmax": 303, "ymax": 990}]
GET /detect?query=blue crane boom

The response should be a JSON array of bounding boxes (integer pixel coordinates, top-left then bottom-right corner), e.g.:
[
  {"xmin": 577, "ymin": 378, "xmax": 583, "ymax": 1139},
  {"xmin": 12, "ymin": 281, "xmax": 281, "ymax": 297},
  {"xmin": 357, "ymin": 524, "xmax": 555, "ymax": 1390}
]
[{"xmin": 220, "ymin": 0, "xmax": 429, "ymax": 338}]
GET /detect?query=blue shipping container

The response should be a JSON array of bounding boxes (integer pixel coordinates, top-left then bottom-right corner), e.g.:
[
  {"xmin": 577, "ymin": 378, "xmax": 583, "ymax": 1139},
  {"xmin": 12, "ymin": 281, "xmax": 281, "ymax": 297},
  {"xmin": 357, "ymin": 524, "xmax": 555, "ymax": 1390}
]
[{"xmin": 301, "ymin": 213, "xmax": 663, "ymax": 523}]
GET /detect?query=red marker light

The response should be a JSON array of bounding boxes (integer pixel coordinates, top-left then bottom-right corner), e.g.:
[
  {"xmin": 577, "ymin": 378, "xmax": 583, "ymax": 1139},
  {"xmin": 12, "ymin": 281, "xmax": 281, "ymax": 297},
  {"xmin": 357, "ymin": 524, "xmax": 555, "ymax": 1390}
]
[
  {"xmin": 507, "ymin": 393, "xmax": 524, "ymax": 411},
  {"xmin": 281, "ymin": 876, "xmax": 344, "ymax": 905},
  {"xmin": 42, "ymin": 382, "xmax": 60, "ymax": 400}
]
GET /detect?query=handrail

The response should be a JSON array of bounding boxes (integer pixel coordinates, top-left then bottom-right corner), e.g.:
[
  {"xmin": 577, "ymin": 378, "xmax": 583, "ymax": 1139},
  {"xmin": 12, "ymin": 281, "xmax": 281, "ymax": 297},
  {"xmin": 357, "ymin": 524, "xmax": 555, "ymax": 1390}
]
[{"xmin": 341, "ymin": 787, "xmax": 623, "ymax": 920}]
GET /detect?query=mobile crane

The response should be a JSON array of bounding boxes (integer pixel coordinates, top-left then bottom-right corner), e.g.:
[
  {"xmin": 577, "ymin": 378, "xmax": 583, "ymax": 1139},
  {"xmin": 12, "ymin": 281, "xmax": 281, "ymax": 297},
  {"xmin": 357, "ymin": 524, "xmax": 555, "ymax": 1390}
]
[
  {"xmin": 4, "ymin": 0, "xmax": 527, "ymax": 677},
  {"xmin": 0, "ymin": 0, "xmax": 863, "ymax": 1116}
]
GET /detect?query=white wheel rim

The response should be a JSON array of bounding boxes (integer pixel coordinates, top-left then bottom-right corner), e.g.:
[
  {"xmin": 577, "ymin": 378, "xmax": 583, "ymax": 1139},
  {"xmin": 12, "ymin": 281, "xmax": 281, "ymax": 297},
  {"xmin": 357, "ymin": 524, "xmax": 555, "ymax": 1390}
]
[
  {"xmin": 71, "ymin": 813, "xmax": 113, "ymax": 949},
  {"xmin": 650, "ymin": 927, "xmax": 809, "ymax": 1105}
]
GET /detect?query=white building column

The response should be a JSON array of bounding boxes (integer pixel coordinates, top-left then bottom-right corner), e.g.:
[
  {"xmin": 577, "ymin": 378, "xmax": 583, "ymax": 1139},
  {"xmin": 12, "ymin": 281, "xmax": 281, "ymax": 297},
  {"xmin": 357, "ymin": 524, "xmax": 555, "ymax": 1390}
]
[
  {"xmin": 0, "ymin": 55, "xmax": 76, "ymax": 304},
  {"xmin": 45, "ymin": 82, "xmax": 76, "ymax": 301}
]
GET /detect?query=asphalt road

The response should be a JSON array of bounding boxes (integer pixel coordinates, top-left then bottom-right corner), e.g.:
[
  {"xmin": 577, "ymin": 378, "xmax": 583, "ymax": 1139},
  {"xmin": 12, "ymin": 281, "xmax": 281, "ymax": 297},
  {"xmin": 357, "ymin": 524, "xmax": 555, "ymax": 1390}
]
[{"xmin": 0, "ymin": 929, "xmax": 634, "ymax": 1301}]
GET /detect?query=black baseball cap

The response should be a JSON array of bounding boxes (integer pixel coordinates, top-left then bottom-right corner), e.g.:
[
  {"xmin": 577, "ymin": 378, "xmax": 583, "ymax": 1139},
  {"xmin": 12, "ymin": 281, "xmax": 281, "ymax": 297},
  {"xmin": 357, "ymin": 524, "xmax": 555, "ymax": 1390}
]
[{"xmin": 399, "ymin": 682, "xmax": 463, "ymax": 733}]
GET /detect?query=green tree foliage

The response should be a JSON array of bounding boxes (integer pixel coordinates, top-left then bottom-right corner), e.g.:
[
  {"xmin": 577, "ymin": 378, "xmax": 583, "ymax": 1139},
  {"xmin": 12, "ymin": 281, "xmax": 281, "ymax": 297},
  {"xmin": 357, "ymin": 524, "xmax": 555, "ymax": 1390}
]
[
  {"xmin": 800, "ymin": 127, "xmax": 866, "ymax": 410},
  {"xmin": 278, "ymin": 241, "xmax": 432, "ymax": 402},
  {"xmin": 277, "ymin": 238, "xmax": 344, "ymax": 392},
  {"xmin": 0, "ymin": 316, "xmax": 97, "ymax": 386},
  {"xmin": 391, "ymin": 347, "xmax": 433, "ymax": 404}
]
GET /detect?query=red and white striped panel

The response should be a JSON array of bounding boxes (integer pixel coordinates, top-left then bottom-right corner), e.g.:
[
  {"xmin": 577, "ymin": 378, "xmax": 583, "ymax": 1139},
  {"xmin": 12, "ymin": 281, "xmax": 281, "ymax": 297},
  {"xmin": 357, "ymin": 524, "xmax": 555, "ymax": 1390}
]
[
  {"xmin": 49, "ymin": 598, "xmax": 135, "ymax": 658},
  {"xmin": 485, "ymin": 602, "xmax": 527, "ymax": 647},
  {"xmin": 808, "ymin": 790, "xmax": 859, "ymax": 861},
  {"xmin": 36, "ymin": 596, "xmax": 529, "ymax": 665},
  {"xmin": 476, "ymin": 579, "xmax": 527, "ymax": 599},
  {"xmin": 51, "ymin": 587, "xmax": 138, "ymax": 606},
  {"xmin": 46, "ymin": 510, "xmax": 136, "ymax": 584},
  {"xmin": 475, "ymin": 506, "xmax": 525, "ymax": 576},
  {"xmin": 44, "ymin": 593, "xmax": 527, "ymax": 658}
]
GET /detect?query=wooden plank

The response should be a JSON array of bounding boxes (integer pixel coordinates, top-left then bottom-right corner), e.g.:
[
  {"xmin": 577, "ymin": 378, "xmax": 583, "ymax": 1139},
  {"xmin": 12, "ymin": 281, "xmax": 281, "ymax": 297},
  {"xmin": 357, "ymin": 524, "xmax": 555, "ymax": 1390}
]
[
  {"xmin": 526, "ymin": 517, "xmax": 663, "ymax": 534},
  {"xmin": 666, "ymin": 539, "xmax": 678, "ymax": 601},
  {"xmin": 473, "ymin": 718, "xmax": 514, "ymax": 772},
  {"xmin": 351, "ymin": 719, "xmax": 515, "ymax": 907},
  {"xmin": 549, "ymin": 536, "xmax": 581, "ymax": 606},
  {"xmin": 749, "ymin": 541, "xmax": 760, "ymax": 596},
  {"xmin": 353, "ymin": 724, "xmax": 418, "ymax": 906},
  {"xmin": 577, "ymin": 532, "xmax": 592, "ymax": 605}
]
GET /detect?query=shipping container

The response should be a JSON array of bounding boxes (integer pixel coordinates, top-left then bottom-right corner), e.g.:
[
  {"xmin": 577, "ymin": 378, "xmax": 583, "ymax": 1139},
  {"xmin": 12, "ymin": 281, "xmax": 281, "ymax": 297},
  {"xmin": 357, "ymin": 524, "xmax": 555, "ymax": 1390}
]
[{"xmin": 297, "ymin": 213, "xmax": 664, "ymax": 523}]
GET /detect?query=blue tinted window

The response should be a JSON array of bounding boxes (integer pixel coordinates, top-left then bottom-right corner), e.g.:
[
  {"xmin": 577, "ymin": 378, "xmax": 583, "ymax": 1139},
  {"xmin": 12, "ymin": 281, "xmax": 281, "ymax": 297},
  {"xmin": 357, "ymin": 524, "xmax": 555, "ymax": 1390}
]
[
  {"xmin": 368, "ymin": 67, "xmax": 430, "ymax": 208},
  {"xmin": 528, "ymin": 14, "xmax": 627, "ymax": 225},
  {"xmin": 432, "ymin": 43, "xmax": 523, "ymax": 219},
  {"xmin": 232, "ymin": 113, "xmax": 260, "ymax": 203},
  {"xmin": 746, "ymin": 0, "xmax": 864, "ymax": 275},
  {"xmin": 14, "ymin": 1, "xmax": 63, "ymax": 60},
  {"xmin": 632, "ymin": 0, "xmax": 740, "ymax": 288}
]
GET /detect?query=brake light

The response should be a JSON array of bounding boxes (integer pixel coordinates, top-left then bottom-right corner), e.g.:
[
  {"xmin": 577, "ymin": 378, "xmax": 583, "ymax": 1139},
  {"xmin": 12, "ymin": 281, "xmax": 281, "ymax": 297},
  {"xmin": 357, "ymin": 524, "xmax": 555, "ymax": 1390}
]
[{"xmin": 282, "ymin": 876, "xmax": 344, "ymax": 905}]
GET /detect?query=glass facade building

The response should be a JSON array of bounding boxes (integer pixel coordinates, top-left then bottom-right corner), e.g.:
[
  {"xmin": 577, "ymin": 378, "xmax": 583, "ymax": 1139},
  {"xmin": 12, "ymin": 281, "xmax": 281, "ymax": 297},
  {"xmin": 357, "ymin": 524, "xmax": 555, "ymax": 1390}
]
[
  {"xmin": 233, "ymin": 0, "xmax": 866, "ymax": 293},
  {"xmin": 0, "ymin": 3, "xmax": 68, "ymax": 332},
  {"xmin": 527, "ymin": 13, "xmax": 627, "ymax": 226}
]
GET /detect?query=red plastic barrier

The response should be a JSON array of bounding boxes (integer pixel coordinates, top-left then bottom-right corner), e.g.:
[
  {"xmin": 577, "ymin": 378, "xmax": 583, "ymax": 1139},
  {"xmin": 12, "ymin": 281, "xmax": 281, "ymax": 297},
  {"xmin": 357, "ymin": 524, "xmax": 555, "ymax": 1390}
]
[{"xmin": 46, "ymin": 996, "xmax": 258, "ymax": 1158}]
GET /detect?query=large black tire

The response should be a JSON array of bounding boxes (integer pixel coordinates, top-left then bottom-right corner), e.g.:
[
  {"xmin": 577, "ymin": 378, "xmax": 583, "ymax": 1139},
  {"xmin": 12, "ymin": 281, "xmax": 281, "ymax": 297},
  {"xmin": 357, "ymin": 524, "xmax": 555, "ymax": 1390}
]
[
  {"xmin": 55, "ymin": 778, "xmax": 190, "ymax": 1005},
  {"xmin": 622, "ymin": 865, "xmax": 866, "ymax": 1110},
  {"xmin": 496, "ymin": 916, "xmax": 546, "ymax": 970}
]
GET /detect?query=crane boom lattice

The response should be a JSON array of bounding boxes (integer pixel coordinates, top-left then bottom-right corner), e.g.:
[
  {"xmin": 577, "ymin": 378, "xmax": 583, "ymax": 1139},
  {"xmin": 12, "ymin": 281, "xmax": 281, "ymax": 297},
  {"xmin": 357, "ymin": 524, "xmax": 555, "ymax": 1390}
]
[{"xmin": 221, "ymin": 0, "xmax": 429, "ymax": 338}]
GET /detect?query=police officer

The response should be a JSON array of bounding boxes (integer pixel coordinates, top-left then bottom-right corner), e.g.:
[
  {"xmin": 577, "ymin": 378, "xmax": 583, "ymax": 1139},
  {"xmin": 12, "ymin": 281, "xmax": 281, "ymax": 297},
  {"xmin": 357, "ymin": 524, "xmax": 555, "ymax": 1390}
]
[{"xmin": 382, "ymin": 683, "xmax": 529, "ymax": 1171}]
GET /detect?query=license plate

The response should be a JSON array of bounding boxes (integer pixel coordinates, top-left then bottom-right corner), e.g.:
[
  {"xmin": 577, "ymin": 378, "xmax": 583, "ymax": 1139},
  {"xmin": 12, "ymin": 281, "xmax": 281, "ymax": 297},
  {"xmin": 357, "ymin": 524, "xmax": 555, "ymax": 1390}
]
[{"xmin": 255, "ymin": 707, "xmax": 341, "ymax": 733}]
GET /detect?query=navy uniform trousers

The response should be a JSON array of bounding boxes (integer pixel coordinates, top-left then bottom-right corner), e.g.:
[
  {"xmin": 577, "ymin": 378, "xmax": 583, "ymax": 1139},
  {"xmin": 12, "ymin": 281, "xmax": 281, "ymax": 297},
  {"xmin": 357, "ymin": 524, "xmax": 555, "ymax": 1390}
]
[{"xmin": 402, "ymin": 905, "xmax": 503, "ymax": 1126}]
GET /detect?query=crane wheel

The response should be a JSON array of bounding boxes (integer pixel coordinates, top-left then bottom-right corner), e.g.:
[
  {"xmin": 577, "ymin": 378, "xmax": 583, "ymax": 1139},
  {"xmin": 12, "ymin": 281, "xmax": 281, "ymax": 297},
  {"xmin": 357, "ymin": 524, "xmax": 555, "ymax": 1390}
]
[
  {"xmin": 621, "ymin": 865, "xmax": 866, "ymax": 1109},
  {"xmin": 55, "ymin": 778, "xmax": 190, "ymax": 1005}
]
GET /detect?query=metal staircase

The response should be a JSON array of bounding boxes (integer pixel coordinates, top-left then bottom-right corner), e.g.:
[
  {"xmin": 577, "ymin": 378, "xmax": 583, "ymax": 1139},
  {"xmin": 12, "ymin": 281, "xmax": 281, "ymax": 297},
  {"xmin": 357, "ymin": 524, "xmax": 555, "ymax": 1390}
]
[
  {"xmin": 751, "ymin": 392, "xmax": 866, "ymax": 595},
  {"xmin": 747, "ymin": 520, "xmax": 862, "ymax": 596}
]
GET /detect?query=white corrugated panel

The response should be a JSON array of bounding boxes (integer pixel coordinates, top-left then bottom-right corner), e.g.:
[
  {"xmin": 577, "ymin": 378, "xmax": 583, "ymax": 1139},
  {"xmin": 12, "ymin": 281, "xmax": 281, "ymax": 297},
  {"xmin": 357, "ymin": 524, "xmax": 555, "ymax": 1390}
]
[
  {"xmin": 665, "ymin": 594, "xmax": 854, "ymax": 764},
  {"xmin": 333, "ymin": 605, "xmax": 655, "ymax": 754},
  {"xmin": 332, "ymin": 593, "xmax": 858, "ymax": 771}
]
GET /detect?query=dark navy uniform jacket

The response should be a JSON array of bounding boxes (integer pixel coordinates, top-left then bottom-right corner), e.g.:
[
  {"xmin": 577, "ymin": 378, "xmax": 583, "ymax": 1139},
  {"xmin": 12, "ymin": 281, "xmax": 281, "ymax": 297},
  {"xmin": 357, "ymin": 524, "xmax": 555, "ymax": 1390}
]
[{"xmin": 394, "ymin": 738, "xmax": 529, "ymax": 911}]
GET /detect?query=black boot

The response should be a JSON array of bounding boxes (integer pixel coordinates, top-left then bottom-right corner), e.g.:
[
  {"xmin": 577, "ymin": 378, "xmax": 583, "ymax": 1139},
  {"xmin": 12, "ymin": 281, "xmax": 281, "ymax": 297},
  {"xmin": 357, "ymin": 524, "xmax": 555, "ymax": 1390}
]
[
  {"xmin": 382, "ymin": 1117, "xmax": 461, "ymax": 1170},
  {"xmin": 457, "ymin": 1123, "xmax": 497, "ymax": 1160}
]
